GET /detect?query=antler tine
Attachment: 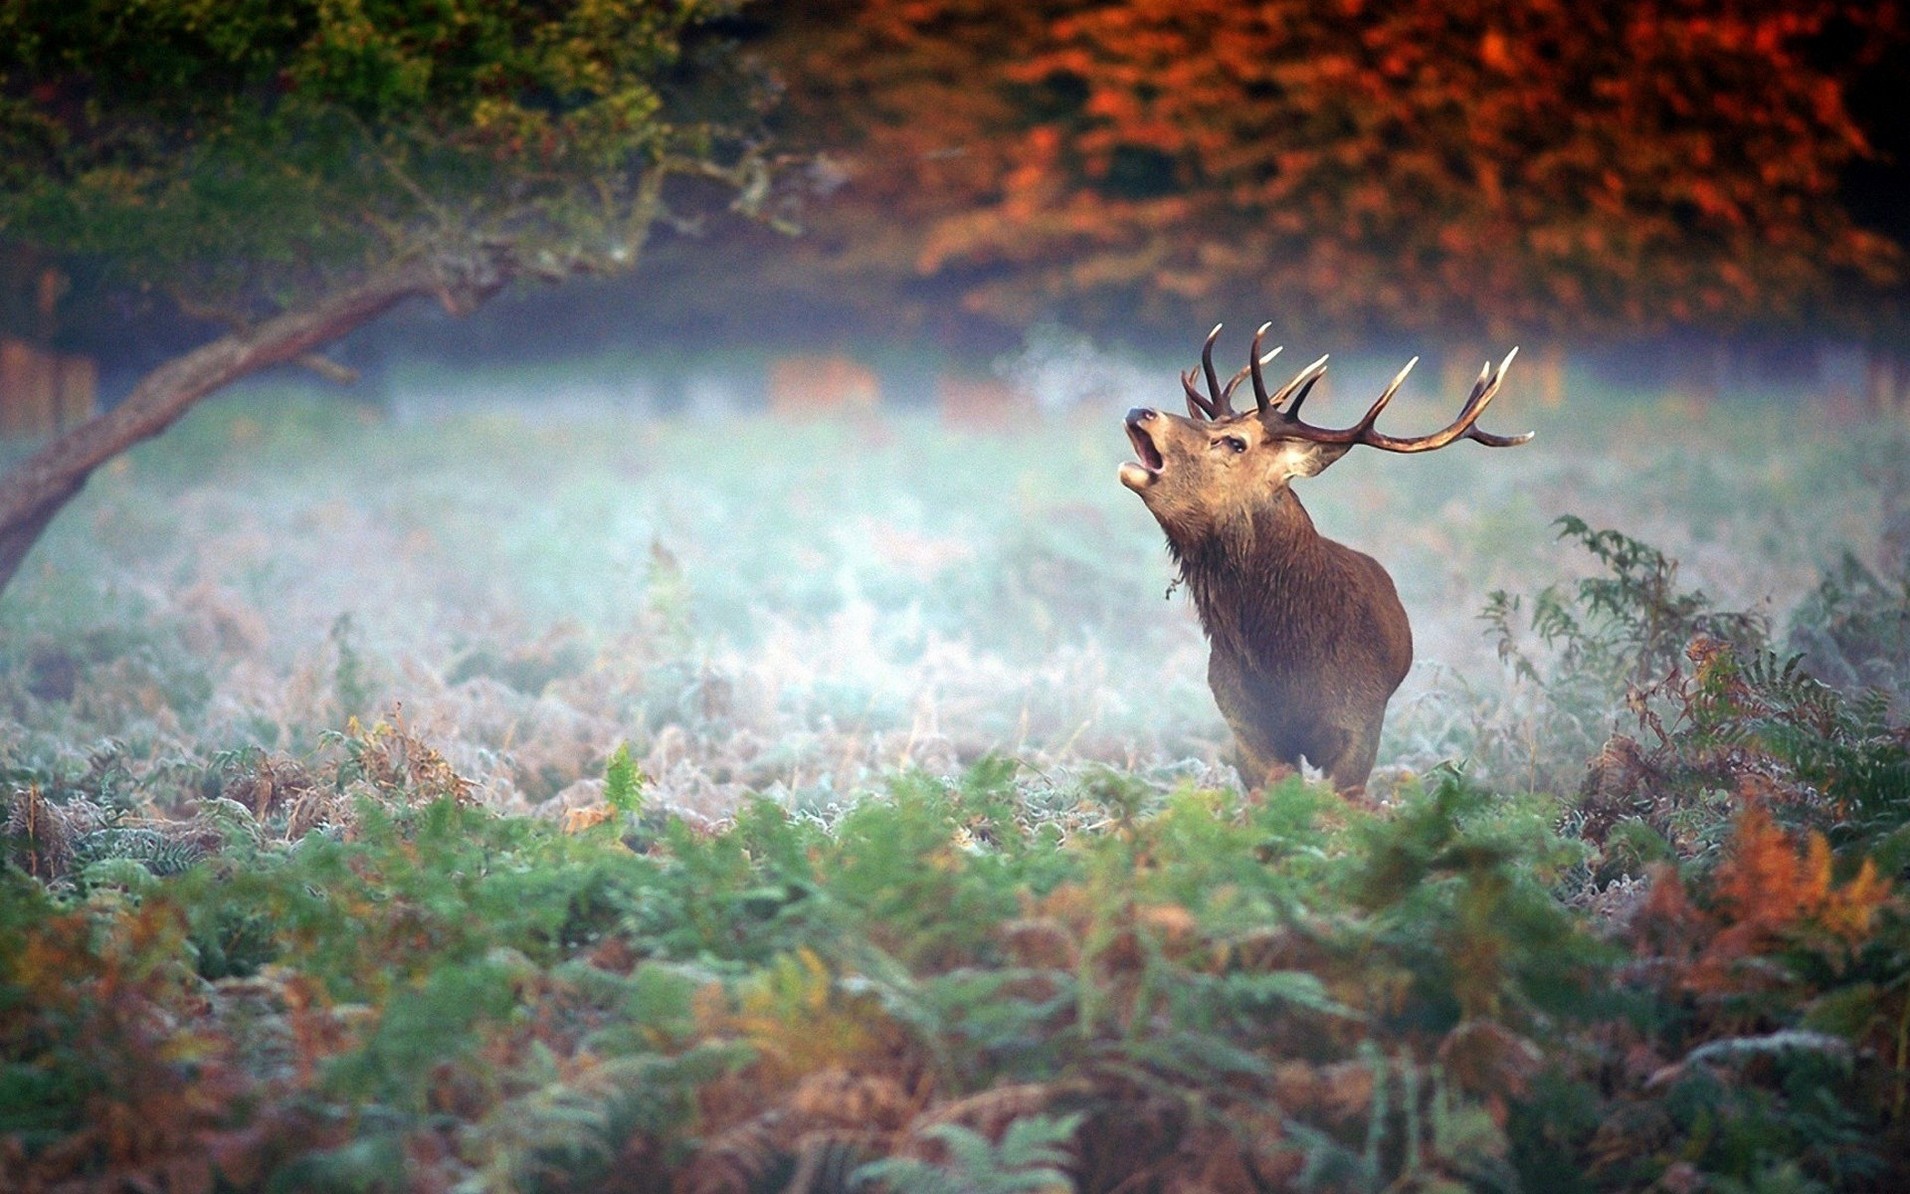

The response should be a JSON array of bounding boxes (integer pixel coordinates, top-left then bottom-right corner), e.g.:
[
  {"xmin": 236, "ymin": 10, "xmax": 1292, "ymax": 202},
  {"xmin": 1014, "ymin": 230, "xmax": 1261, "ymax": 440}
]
[
  {"xmin": 1221, "ymin": 325, "xmax": 1282, "ymax": 408},
  {"xmin": 1466, "ymin": 424, "xmax": 1536, "ymax": 447},
  {"xmin": 1469, "ymin": 358, "xmax": 1493, "ymax": 405},
  {"xmin": 1345, "ymin": 356, "xmax": 1419, "ymax": 437},
  {"xmin": 1286, "ymin": 372, "xmax": 1326, "ymax": 418},
  {"xmin": 1181, "ymin": 368, "xmax": 1217, "ymax": 420},
  {"xmin": 1462, "ymin": 347, "xmax": 1534, "ymax": 446},
  {"xmin": 1448, "ymin": 348, "xmax": 1510, "ymax": 423},
  {"xmin": 1220, "ymin": 363, "xmax": 1252, "ymax": 405},
  {"xmin": 1265, "ymin": 354, "xmax": 1330, "ymax": 413},
  {"xmin": 1354, "ymin": 345, "xmax": 1528, "ymax": 452},
  {"xmin": 1249, "ymin": 323, "xmax": 1278, "ymax": 412},
  {"xmin": 1200, "ymin": 323, "xmax": 1229, "ymax": 417}
]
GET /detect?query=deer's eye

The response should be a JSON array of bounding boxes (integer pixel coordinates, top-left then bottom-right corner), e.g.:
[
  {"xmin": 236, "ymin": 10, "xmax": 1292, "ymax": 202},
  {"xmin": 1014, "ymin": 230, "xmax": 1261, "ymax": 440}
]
[{"xmin": 1215, "ymin": 435, "xmax": 1248, "ymax": 454}]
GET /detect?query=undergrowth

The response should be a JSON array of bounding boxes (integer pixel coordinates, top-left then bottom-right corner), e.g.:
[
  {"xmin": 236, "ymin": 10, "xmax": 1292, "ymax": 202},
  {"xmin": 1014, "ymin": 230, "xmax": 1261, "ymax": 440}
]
[
  {"xmin": 2, "ymin": 424, "xmax": 1908, "ymax": 1192},
  {"xmin": 2, "ymin": 713, "xmax": 1906, "ymax": 1190}
]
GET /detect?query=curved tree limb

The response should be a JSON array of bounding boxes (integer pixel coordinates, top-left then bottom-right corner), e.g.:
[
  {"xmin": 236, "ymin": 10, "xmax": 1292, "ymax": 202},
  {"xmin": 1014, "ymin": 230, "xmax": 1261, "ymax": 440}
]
[{"xmin": 0, "ymin": 254, "xmax": 498, "ymax": 596}]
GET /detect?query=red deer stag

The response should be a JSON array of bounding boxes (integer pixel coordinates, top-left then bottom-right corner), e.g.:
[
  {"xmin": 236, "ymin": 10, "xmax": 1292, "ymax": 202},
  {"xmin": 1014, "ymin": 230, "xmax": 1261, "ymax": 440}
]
[{"xmin": 1120, "ymin": 324, "xmax": 1530, "ymax": 795}]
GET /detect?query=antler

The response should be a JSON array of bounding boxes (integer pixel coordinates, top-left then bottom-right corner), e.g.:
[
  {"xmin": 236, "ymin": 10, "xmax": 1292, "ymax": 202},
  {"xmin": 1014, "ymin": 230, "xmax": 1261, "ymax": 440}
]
[
  {"xmin": 1184, "ymin": 324, "xmax": 1534, "ymax": 450},
  {"xmin": 1182, "ymin": 323, "xmax": 1283, "ymax": 419},
  {"xmin": 1263, "ymin": 347, "xmax": 1531, "ymax": 452}
]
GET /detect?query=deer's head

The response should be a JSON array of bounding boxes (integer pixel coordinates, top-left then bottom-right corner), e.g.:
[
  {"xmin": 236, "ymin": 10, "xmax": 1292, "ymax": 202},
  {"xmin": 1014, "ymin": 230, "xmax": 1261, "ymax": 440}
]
[{"xmin": 1121, "ymin": 323, "xmax": 1529, "ymax": 546}]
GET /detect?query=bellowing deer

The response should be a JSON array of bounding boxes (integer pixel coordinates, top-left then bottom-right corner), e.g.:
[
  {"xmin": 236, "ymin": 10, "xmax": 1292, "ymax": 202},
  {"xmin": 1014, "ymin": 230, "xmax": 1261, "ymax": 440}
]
[{"xmin": 1120, "ymin": 324, "xmax": 1530, "ymax": 795}]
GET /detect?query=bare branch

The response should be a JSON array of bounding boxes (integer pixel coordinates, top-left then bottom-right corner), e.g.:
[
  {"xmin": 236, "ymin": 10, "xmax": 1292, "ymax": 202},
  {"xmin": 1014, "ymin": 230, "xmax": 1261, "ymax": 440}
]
[{"xmin": 295, "ymin": 353, "xmax": 359, "ymax": 386}]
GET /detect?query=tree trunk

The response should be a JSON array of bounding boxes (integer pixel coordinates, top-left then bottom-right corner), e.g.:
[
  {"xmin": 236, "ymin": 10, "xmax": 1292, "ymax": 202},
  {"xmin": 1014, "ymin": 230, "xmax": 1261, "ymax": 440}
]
[
  {"xmin": 765, "ymin": 353, "xmax": 882, "ymax": 416},
  {"xmin": 0, "ymin": 260, "xmax": 456, "ymax": 597},
  {"xmin": 1865, "ymin": 344, "xmax": 1908, "ymax": 419},
  {"xmin": 0, "ymin": 338, "xmax": 98, "ymax": 438},
  {"xmin": 1534, "ymin": 342, "xmax": 1567, "ymax": 408}
]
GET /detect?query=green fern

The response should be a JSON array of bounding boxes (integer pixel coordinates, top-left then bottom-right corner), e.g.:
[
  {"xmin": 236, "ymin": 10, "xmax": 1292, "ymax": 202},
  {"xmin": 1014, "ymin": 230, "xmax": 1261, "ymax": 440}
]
[
  {"xmin": 852, "ymin": 1112, "xmax": 1081, "ymax": 1194},
  {"xmin": 71, "ymin": 825, "xmax": 205, "ymax": 876},
  {"xmin": 1787, "ymin": 550, "xmax": 1910, "ymax": 704},
  {"xmin": 1488, "ymin": 516, "xmax": 1767, "ymax": 699},
  {"xmin": 604, "ymin": 741, "xmax": 644, "ymax": 817}
]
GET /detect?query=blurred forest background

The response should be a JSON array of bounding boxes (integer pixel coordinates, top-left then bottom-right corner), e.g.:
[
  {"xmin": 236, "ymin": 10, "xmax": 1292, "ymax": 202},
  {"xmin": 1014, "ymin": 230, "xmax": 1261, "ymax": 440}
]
[
  {"xmin": 4, "ymin": 0, "xmax": 1909, "ymax": 422},
  {"xmin": 6, "ymin": 2, "xmax": 1910, "ymax": 1192}
]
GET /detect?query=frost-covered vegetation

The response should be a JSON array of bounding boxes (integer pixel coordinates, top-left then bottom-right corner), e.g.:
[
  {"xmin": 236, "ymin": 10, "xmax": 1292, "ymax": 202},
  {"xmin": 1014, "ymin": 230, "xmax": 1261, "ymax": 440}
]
[{"xmin": 2, "ymin": 370, "xmax": 1908, "ymax": 1191}]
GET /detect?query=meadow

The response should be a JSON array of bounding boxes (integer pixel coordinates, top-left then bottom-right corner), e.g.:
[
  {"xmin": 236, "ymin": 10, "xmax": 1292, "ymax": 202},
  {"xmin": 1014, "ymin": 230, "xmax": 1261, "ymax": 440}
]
[
  {"xmin": 1, "ymin": 357, "xmax": 1907, "ymax": 1191},
  {"xmin": 2, "ymin": 360, "xmax": 1893, "ymax": 808}
]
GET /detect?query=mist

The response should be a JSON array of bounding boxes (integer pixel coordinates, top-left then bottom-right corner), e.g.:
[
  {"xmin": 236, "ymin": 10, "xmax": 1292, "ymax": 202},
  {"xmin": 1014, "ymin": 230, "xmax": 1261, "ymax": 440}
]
[{"xmin": 4, "ymin": 322, "xmax": 1894, "ymax": 817}]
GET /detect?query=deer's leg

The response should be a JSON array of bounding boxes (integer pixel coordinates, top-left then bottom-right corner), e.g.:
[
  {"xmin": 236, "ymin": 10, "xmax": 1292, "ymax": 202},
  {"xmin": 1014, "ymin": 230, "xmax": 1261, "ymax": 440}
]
[
  {"xmin": 1245, "ymin": 756, "xmax": 1300, "ymax": 792},
  {"xmin": 1230, "ymin": 736, "xmax": 1299, "ymax": 793},
  {"xmin": 1318, "ymin": 720, "xmax": 1383, "ymax": 799}
]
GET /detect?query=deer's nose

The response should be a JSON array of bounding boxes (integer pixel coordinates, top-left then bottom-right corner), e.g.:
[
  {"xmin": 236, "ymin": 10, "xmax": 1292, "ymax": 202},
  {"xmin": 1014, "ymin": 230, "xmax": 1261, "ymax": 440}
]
[{"xmin": 1128, "ymin": 407, "xmax": 1157, "ymax": 424}]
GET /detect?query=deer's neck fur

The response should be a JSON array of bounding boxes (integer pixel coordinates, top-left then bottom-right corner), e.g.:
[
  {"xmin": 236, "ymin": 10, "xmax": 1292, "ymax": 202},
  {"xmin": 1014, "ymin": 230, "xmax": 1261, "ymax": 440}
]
[{"xmin": 1168, "ymin": 488, "xmax": 1350, "ymax": 665}]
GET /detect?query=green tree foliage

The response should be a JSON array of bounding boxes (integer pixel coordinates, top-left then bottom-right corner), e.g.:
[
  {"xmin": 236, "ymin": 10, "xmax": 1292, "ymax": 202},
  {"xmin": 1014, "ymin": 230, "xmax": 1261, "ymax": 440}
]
[
  {"xmin": 0, "ymin": 0, "xmax": 772, "ymax": 595},
  {"xmin": 0, "ymin": 0, "xmax": 765, "ymax": 303}
]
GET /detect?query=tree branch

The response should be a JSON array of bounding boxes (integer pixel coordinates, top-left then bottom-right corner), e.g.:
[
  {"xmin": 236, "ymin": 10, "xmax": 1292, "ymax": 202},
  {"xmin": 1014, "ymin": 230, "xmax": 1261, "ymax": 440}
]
[
  {"xmin": 0, "ymin": 256, "xmax": 467, "ymax": 595},
  {"xmin": 295, "ymin": 353, "xmax": 360, "ymax": 386}
]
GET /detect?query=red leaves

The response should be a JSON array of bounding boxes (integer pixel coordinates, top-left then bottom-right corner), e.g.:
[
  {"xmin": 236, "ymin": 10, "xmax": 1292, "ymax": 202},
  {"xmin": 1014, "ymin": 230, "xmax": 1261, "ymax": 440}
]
[
  {"xmin": 0, "ymin": 900, "xmax": 257, "ymax": 1193},
  {"xmin": 1712, "ymin": 805, "xmax": 1891, "ymax": 949},
  {"xmin": 761, "ymin": 0, "xmax": 1902, "ymax": 341},
  {"xmin": 1635, "ymin": 803, "xmax": 1894, "ymax": 1000}
]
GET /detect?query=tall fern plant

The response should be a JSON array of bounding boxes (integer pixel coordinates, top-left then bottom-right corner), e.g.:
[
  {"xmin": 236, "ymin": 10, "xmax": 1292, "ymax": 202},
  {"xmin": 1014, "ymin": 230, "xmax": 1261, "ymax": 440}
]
[{"xmin": 1474, "ymin": 515, "xmax": 1767, "ymax": 790}]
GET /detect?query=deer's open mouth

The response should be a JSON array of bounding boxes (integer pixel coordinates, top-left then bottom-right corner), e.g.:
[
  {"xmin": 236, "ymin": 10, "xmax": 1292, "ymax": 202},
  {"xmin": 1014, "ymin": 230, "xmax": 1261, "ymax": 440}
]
[
  {"xmin": 1125, "ymin": 420, "xmax": 1164, "ymax": 478},
  {"xmin": 1121, "ymin": 418, "xmax": 1165, "ymax": 492}
]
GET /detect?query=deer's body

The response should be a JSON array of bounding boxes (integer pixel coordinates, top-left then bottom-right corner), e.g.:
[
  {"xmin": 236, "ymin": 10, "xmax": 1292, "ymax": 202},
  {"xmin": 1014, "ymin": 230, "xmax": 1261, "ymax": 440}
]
[
  {"xmin": 1122, "ymin": 325, "xmax": 1527, "ymax": 795},
  {"xmin": 1175, "ymin": 487, "xmax": 1412, "ymax": 789}
]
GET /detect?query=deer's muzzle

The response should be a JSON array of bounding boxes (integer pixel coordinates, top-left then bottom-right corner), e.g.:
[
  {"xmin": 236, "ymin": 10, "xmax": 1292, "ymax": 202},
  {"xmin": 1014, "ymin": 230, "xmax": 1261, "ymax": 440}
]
[{"xmin": 1121, "ymin": 410, "xmax": 1165, "ymax": 491}]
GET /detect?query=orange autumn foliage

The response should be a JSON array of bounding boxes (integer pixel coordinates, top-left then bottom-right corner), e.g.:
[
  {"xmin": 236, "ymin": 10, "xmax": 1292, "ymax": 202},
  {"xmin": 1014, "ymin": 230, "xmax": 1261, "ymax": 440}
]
[
  {"xmin": 749, "ymin": 0, "xmax": 1902, "ymax": 343},
  {"xmin": 1645, "ymin": 804, "xmax": 1894, "ymax": 996},
  {"xmin": 0, "ymin": 901, "xmax": 252, "ymax": 1192},
  {"xmin": 1712, "ymin": 804, "xmax": 1891, "ymax": 946}
]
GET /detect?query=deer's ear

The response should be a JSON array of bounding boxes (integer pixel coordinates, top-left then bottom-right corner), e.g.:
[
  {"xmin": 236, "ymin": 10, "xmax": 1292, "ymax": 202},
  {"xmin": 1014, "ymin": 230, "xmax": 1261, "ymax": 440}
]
[{"xmin": 1267, "ymin": 440, "xmax": 1350, "ymax": 483}]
